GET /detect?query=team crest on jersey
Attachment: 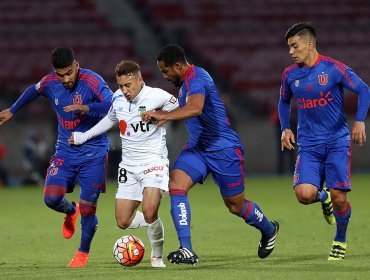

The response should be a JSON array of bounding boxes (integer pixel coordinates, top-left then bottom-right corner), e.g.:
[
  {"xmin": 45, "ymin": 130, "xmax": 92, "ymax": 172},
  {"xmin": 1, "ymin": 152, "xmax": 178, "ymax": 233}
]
[
  {"xmin": 73, "ymin": 94, "xmax": 82, "ymax": 105},
  {"xmin": 138, "ymin": 106, "xmax": 146, "ymax": 116},
  {"xmin": 294, "ymin": 80, "xmax": 300, "ymax": 87},
  {"xmin": 49, "ymin": 167, "xmax": 58, "ymax": 176},
  {"xmin": 55, "ymin": 99, "xmax": 59, "ymax": 105},
  {"xmin": 318, "ymin": 73, "xmax": 328, "ymax": 85}
]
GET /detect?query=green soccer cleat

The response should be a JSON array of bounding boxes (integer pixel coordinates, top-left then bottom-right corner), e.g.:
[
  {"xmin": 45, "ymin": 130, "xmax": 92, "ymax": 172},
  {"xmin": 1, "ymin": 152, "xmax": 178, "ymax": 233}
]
[
  {"xmin": 328, "ymin": 241, "xmax": 347, "ymax": 260},
  {"xmin": 321, "ymin": 189, "xmax": 335, "ymax": 225}
]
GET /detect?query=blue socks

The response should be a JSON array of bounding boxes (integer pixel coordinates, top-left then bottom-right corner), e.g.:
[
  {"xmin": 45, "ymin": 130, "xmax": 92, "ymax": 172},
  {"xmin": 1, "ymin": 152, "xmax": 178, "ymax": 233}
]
[
  {"xmin": 170, "ymin": 190, "xmax": 192, "ymax": 250},
  {"xmin": 333, "ymin": 202, "xmax": 351, "ymax": 242},
  {"xmin": 316, "ymin": 189, "xmax": 329, "ymax": 203},
  {"xmin": 239, "ymin": 200, "xmax": 275, "ymax": 237},
  {"xmin": 79, "ymin": 215, "xmax": 98, "ymax": 253}
]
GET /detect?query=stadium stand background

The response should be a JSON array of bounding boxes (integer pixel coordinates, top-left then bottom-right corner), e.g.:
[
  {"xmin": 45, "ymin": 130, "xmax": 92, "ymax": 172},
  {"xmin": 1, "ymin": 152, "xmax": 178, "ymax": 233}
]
[{"xmin": 0, "ymin": 0, "xmax": 369, "ymax": 183}]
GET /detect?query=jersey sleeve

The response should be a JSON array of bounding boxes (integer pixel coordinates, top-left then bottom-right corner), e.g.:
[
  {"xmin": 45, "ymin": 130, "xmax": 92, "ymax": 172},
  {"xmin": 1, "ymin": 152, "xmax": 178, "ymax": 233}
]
[
  {"xmin": 161, "ymin": 92, "xmax": 179, "ymax": 112},
  {"xmin": 337, "ymin": 66, "xmax": 370, "ymax": 121},
  {"xmin": 187, "ymin": 78, "xmax": 206, "ymax": 97},
  {"xmin": 87, "ymin": 77, "xmax": 113, "ymax": 114},
  {"xmin": 10, "ymin": 84, "xmax": 40, "ymax": 114},
  {"xmin": 74, "ymin": 114, "xmax": 116, "ymax": 145},
  {"xmin": 278, "ymin": 70, "xmax": 293, "ymax": 131}
]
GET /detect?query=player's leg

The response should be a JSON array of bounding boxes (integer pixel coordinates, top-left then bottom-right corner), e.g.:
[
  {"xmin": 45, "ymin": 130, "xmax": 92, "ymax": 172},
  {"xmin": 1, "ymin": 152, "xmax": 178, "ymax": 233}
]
[
  {"xmin": 167, "ymin": 149, "xmax": 206, "ymax": 264},
  {"xmin": 210, "ymin": 147, "xmax": 278, "ymax": 259},
  {"xmin": 142, "ymin": 187, "xmax": 165, "ymax": 267},
  {"xmin": 294, "ymin": 149, "xmax": 335, "ymax": 224},
  {"xmin": 68, "ymin": 155, "xmax": 107, "ymax": 268},
  {"xmin": 326, "ymin": 144, "xmax": 352, "ymax": 260},
  {"xmin": 43, "ymin": 155, "xmax": 79, "ymax": 239},
  {"xmin": 115, "ymin": 199, "xmax": 142, "ymax": 229},
  {"xmin": 115, "ymin": 165, "xmax": 146, "ymax": 229},
  {"xmin": 141, "ymin": 162, "xmax": 169, "ymax": 267}
]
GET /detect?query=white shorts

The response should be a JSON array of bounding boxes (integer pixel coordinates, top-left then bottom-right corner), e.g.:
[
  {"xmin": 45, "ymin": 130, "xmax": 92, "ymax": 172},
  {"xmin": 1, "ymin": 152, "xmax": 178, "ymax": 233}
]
[{"xmin": 115, "ymin": 160, "xmax": 169, "ymax": 201}]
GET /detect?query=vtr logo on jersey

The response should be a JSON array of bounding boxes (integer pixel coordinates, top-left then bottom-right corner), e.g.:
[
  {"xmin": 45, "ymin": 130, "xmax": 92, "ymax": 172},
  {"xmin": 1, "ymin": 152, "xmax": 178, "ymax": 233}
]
[
  {"xmin": 296, "ymin": 91, "xmax": 333, "ymax": 109},
  {"xmin": 318, "ymin": 73, "xmax": 328, "ymax": 85},
  {"xmin": 131, "ymin": 121, "xmax": 152, "ymax": 133}
]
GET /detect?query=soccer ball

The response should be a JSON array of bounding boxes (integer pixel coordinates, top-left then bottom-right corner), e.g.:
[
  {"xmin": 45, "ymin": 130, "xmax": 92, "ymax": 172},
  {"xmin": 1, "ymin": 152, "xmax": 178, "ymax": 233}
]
[{"xmin": 113, "ymin": 235, "xmax": 145, "ymax": 267}]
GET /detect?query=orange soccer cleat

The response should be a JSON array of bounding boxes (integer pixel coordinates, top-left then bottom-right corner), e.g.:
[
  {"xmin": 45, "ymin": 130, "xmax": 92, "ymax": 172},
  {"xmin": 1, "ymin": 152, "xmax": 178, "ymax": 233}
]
[
  {"xmin": 62, "ymin": 202, "xmax": 80, "ymax": 239},
  {"xmin": 67, "ymin": 251, "xmax": 90, "ymax": 268}
]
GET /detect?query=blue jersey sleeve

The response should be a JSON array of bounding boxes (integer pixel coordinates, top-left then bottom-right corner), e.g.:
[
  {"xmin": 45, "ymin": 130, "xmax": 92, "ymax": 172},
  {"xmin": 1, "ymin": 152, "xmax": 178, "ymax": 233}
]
[
  {"xmin": 337, "ymin": 67, "xmax": 370, "ymax": 121},
  {"xmin": 10, "ymin": 84, "xmax": 40, "ymax": 114},
  {"xmin": 187, "ymin": 78, "xmax": 206, "ymax": 97},
  {"xmin": 278, "ymin": 70, "xmax": 293, "ymax": 131}
]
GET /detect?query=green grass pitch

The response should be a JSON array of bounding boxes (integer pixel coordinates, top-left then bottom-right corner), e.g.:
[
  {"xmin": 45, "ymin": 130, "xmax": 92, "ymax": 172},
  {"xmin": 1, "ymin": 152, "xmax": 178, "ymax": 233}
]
[{"xmin": 1, "ymin": 174, "xmax": 370, "ymax": 280}]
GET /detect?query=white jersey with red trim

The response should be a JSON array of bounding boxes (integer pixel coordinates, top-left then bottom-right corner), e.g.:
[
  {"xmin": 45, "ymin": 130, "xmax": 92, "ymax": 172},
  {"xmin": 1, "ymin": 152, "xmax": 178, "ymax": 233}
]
[{"xmin": 108, "ymin": 84, "xmax": 178, "ymax": 165}]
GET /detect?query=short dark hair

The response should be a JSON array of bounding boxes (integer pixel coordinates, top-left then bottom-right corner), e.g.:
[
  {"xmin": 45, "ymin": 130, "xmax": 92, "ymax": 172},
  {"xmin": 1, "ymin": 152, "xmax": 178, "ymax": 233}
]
[
  {"xmin": 115, "ymin": 60, "xmax": 141, "ymax": 77},
  {"xmin": 157, "ymin": 44, "xmax": 187, "ymax": 67},
  {"xmin": 51, "ymin": 47, "xmax": 75, "ymax": 68},
  {"xmin": 285, "ymin": 22, "xmax": 316, "ymax": 41}
]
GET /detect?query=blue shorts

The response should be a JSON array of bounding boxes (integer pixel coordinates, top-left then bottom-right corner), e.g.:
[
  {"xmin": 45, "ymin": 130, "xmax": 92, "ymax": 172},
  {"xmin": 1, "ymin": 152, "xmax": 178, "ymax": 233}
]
[
  {"xmin": 173, "ymin": 147, "xmax": 245, "ymax": 197},
  {"xmin": 293, "ymin": 142, "xmax": 351, "ymax": 191},
  {"xmin": 45, "ymin": 153, "xmax": 108, "ymax": 202}
]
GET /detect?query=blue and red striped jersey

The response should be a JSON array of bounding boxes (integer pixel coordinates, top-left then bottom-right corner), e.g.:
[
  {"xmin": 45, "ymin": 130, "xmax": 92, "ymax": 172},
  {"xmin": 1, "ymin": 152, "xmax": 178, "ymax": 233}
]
[
  {"xmin": 279, "ymin": 55, "xmax": 369, "ymax": 147},
  {"xmin": 11, "ymin": 68, "xmax": 113, "ymax": 158},
  {"xmin": 178, "ymin": 65, "xmax": 241, "ymax": 151}
]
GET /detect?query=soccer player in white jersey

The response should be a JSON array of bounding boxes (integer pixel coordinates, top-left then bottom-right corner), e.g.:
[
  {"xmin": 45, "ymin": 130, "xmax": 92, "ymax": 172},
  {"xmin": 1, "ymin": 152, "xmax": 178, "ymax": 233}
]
[{"xmin": 68, "ymin": 60, "xmax": 179, "ymax": 267}]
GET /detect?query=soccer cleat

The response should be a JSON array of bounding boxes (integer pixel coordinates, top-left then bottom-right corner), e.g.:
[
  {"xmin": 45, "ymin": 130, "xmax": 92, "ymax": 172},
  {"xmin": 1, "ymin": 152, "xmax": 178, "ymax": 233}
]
[
  {"xmin": 328, "ymin": 241, "xmax": 347, "ymax": 260},
  {"xmin": 62, "ymin": 202, "xmax": 80, "ymax": 239},
  {"xmin": 67, "ymin": 251, "xmax": 89, "ymax": 268},
  {"xmin": 167, "ymin": 247, "xmax": 199, "ymax": 265},
  {"xmin": 258, "ymin": 220, "xmax": 279, "ymax": 259},
  {"xmin": 151, "ymin": 256, "xmax": 166, "ymax": 268},
  {"xmin": 321, "ymin": 189, "xmax": 335, "ymax": 225}
]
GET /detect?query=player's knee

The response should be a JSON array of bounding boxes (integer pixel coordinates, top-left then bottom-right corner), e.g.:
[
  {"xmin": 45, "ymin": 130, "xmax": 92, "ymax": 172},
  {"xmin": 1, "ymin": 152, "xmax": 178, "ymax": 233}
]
[
  {"xmin": 331, "ymin": 191, "xmax": 347, "ymax": 211},
  {"xmin": 79, "ymin": 204, "xmax": 96, "ymax": 217},
  {"xmin": 143, "ymin": 210, "xmax": 158, "ymax": 224},
  {"xmin": 44, "ymin": 195, "xmax": 63, "ymax": 209},
  {"xmin": 116, "ymin": 218, "xmax": 130, "ymax": 230},
  {"xmin": 295, "ymin": 189, "xmax": 316, "ymax": 205}
]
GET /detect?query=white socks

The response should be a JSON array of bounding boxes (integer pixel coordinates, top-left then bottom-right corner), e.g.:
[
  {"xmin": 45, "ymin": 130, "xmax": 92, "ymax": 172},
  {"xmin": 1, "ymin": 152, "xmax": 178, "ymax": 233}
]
[
  {"xmin": 147, "ymin": 218, "xmax": 164, "ymax": 258},
  {"xmin": 128, "ymin": 211, "xmax": 148, "ymax": 229}
]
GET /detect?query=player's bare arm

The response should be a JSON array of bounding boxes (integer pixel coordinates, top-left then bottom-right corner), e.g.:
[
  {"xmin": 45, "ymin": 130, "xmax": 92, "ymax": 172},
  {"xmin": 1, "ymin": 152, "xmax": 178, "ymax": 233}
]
[
  {"xmin": 351, "ymin": 121, "xmax": 366, "ymax": 146},
  {"xmin": 142, "ymin": 94, "xmax": 204, "ymax": 123},
  {"xmin": 63, "ymin": 104, "xmax": 90, "ymax": 113},
  {"xmin": 0, "ymin": 108, "xmax": 13, "ymax": 125},
  {"xmin": 281, "ymin": 128, "xmax": 296, "ymax": 151}
]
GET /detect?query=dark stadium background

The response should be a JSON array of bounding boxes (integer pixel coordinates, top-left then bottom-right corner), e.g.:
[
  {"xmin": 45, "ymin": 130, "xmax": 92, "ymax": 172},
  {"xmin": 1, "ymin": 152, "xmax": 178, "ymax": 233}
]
[{"xmin": 0, "ymin": 0, "xmax": 369, "ymax": 184}]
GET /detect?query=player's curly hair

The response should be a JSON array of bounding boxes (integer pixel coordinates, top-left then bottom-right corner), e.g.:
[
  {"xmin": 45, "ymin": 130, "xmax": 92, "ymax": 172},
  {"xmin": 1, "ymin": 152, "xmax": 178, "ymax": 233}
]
[
  {"xmin": 51, "ymin": 47, "xmax": 75, "ymax": 68},
  {"xmin": 285, "ymin": 22, "xmax": 316, "ymax": 41},
  {"xmin": 157, "ymin": 44, "xmax": 187, "ymax": 66},
  {"xmin": 115, "ymin": 60, "xmax": 141, "ymax": 77}
]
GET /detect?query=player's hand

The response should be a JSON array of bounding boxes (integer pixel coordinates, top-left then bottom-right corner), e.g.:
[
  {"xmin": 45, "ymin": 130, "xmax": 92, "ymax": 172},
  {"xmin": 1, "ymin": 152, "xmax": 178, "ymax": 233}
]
[
  {"xmin": 281, "ymin": 129, "xmax": 296, "ymax": 151},
  {"xmin": 142, "ymin": 110, "xmax": 166, "ymax": 122},
  {"xmin": 63, "ymin": 104, "xmax": 90, "ymax": 113},
  {"xmin": 0, "ymin": 108, "xmax": 13, "ymax": 125},
  {"xmin": 351, "ymin": 121, "xmax": 366, "ymax": 146}
]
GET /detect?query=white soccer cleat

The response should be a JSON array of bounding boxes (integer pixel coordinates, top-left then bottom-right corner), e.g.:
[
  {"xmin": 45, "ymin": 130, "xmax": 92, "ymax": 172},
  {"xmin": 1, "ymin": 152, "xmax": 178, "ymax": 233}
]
[{"xmin": 151, "ymin": 256, "xmax": 166, "ymax": 268}]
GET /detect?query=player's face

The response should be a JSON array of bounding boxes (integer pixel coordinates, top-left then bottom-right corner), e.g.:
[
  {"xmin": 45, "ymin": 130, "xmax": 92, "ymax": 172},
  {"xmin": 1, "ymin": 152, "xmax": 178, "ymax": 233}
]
[
  {"xmin": 116, "ymin": 74, "xmax": 143, "ymax": 102},
  {"xmin": 287, "ymin": 35, "xmax": 311, "ymax": 65},
  {"xmin": 157, "ymin": 60, "xmax": 182, "ymax": 87},
  {"xmin": 54, "ymin": 61, "xmax": 79, "ymax": 90}
]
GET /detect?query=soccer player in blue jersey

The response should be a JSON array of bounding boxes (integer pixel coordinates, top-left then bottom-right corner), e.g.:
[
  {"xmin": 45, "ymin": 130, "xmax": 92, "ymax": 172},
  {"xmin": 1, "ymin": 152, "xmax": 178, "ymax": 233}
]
[
  {"xmin": 279, "ymin": 22, "xmax": 370, "ymax": 260},
  {"xmin": 0, "ymin": 47, "xmax": 113, "ymax": 267},
  {"xmin": 142, "ymin": 44, "xmax": 279, "ymax": 264}
]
